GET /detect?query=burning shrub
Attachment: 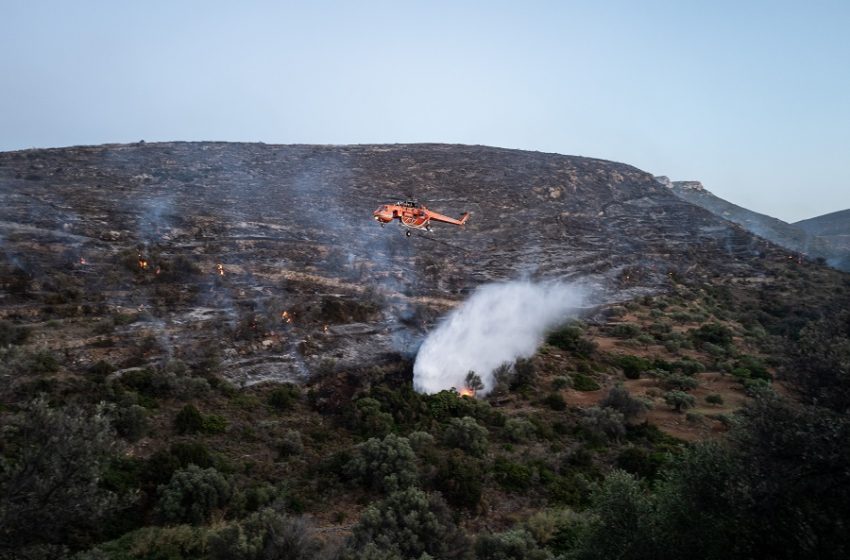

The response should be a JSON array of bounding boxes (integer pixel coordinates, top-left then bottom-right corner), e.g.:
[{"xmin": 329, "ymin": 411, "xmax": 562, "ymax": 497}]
[
  {"xmin": 442, "ymin": 416, "xmax": 489, "ymax": 457},
  {"xmin": 155, "ymin": 465, "xmax": 233, "ymax": 524},
  {"xmin": 345, "ymin": 434, "xmax": 418, "ymax": 493},
  {"xmin": 344, "ymin": 487, "xmax": 470, "ymax": 560}
]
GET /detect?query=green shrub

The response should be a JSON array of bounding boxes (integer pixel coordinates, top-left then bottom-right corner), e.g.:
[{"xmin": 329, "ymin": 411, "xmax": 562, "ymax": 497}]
[
  {"xmin": 611, "ymin": 323, "xmax": 642, "ymax": 339},
  {"xmin": 175, "ymin": 404, "xmax": 205, "ymax": 434},
  {"xmin": 207, "ymin": 509, "xmax": 323, "ymax": 560},
  {"xmin": 156, "ymin": 465, "xmax": 232, "ymax": 524},
  {"xmin": 580, "ymin": 406, "xmax": 626, "ymax": 441},
  {"xmin": 475, "ymin": 528, "xmax": 550, "ymax": 560},
  {"xmin": 353, "ymin": 397, "xmax": 394, "ymax": 437},
  {"xmin": 616, "ymin": 446, "xmax": 666, "ymax": 480},
  {"xmin": 170, "ymin": 441, "xmax": 213, "ymax": 469},
  {"xmin": 279, "ymin": 429, "xmax": 304, "ymax": 458},
  {"xmin": 112, "ymin": 404, "xmax": 149, "ymax": 442},
  {"xmin": 601, "ymin": 385, "xmax": 647, "ymax": 422},
  {"xmin": 443, "ymin": 416, "xmax": 489, "ymax": 457},
  {"xmin": 268, "ymin": 383, "xmax": 300, "ymax": 411},
  {"xmin": 662, "ymin": 373, "xmax": 699, "ymax": 392},
  {"xmin": 345, "ymin": 434, "xmax": 418, "ymax": 493},
  {"xmin": 552, "ymin": 376, "xmax": 571, "ymax": 390},
  {"xmin": 706, "ymin": 394, "xmax": 724, "ymax": 406},
  {"xmin": 616, "ymin": 355, "xmax": 651, "ymax": 380},
  {"xmin": 572, "ymin": 373, "xmax": 600, "ymax": 391},
  {"xmin": 689, "ymin": 323, "xmax": 733, "ymax": 348},
  {"xmin": 543, "ymin": 392, "xmax": 567, "ymax": 411},
  {"xmin": 436, "ymin": 450, "xmax": 483, "ymax": 509},
  {"xmin": 202, "ymin": 414, "xmax": 228, "ymax": 434},
  {"xmin": 345, "ymin": 488, "xmax": 470, "ymax": 560},
  {"xmin": 504, "ymin": 418, "xmax": 537, "ymax": 443},
  {"xmin": 493, "ymin": 457, "xmax": 533, "ymax": 491},
  {"xmin": 547, "ymin": 325, "xmax": 597, "ymax": 357},
  {"xmin": 664, "ymin": 390, "xmax": 696, "ymax": 412}
]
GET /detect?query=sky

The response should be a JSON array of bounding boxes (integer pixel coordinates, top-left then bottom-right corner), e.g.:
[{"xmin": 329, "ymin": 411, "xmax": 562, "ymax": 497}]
[{"xmin": 1, "ymin": 0, "xmax": 848, "ymax": 222}]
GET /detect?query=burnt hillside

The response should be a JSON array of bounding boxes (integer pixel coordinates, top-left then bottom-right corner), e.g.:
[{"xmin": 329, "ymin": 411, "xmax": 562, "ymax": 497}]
[{"xmin": 0, "ymin": 143, "xmax": 790, "ymax": 385}]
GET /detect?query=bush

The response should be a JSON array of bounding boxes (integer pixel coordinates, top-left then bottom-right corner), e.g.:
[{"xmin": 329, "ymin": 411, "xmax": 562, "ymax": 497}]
[
  {"xmin": 279, "ymin": 429, "xmax": 304, "ymax": 458},
  {"xmin": 600, "ymin": 385, "xmax": 647, "ymax": 423},
  {"xmin": 552, "ymin": 376, "xmax": 571, "ymax": 390},
  {"xmin": 474, "ymin": 528, "xmax": 551, "ymax": 560},
  {"xmin": 202, "ymin": 414, "xmax": 228, "ymax": 434},
  {"xmin": 511, "ymin": 358, "xmax": 537, "ymax": 390},
  {"xmin": 268, "ymin": 383, "xmax": 300, "ymax": 411},
  {"xmin": 493, "ymin": 457, "xmax": 533, "ymax": 491},
  {"xmin": 0, "ymin": 398, "xmax": 120, "ymax": 552},
  {"xmin": 690, "ymin": 323, "xmax": 734, "ymax": 349},
  {"xmin": 616, "ymin": 447, "xmax": 666, "ymax": 480},
  {"xmin": 345, "ymin": 434, "xmax": 418, "ymax": 493},
  {"xmin": 611, "ymin": 323, "xmax": 642, "ymax": 339},
  {"xmin": 664, "ymin": 390, "xmax": 696, "ymax": 412},
  {"xmin": 504, "ymin": 418, "xmax": 537, "ymax": 443},
  {"xmin": 112, "ymin": 404, "xmax": 149, "ymax": 442},
  {"xmin": 572, "ymin": 373, "xmax": 600, "ymax": 391},
  {"xmin": 547, "ymin": 325, "xmax": 597, "ymax": 357},
  {"xmin": 354, "ymin": 397, "xmax": 394, "ymax": 437},
  {"xmin": 156, "ymin": 465, "xmax": 232, "ymax": 524},
  {"xmin": 175, "ymin": 404, "xmax": 205, "ymax": 434},
  {"xmin": 662, "ymin": 373, "xmax": 699, "ymax": 392},
  {"xmin": 78, "ymin": 525, "xmax": 208, "ymax": 560},
  {"xmin": 706, "ymin": 394, "xmax": 724, "ymax": 406},
  {"xmin": 543, "ymin": 392, "xmax": 567, "ymax": 411},
  {"xmin": 616, "ymin": 355, "xmax": 651, "ymax": 379},
  {"xmin": 580, "ymin": 407, "xmax": 626, "ymax": 441},
  {"xmin": 207, "ymin": 508, "xmax": 324, "ymax": 560},
  {"xmin": 443, "ymin": 416, "xmax": 489, "ymax": 457},
  {"xmin": 435, "ymin": 450, "xmax": 483, "ymax": 509},
  {"xmin": 345, "ymin": 488, "xmax": 470, "ymax": 560}
]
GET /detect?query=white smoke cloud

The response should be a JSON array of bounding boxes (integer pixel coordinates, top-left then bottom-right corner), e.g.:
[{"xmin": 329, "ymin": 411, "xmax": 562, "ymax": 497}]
[{"xmin": 413, "ymin": 280, "xmax": 590, "ymax": 395}]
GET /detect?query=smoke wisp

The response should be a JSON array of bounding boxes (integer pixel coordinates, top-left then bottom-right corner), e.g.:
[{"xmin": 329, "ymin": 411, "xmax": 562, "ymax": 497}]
[{"xmin": 413, "ymin": 280, "xmax": 590, "ymax": 395}]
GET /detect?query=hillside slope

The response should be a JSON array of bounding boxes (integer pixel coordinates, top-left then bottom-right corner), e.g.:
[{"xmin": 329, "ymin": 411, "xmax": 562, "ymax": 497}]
[
  {"xmin": 658, "ymin": 176, "xmax": 850, "ymax": 271},
  {"xmin": 0, "ymin": 143, "xmax": 790, "ymax": 386}
]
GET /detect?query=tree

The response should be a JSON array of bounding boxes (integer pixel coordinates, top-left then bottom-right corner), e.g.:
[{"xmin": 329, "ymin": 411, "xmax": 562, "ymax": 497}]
[
  {"xmin": 435, "ymin": 450, "xmax": 483, "ymax": 509},
  {"xmin": 0, "ymin": 398, "xmax": 121, "ymax": 554},
  {"xmin": 344, "ymin": 488, "xmax": 470, "ymax": 560},
  {"xmin": 664, "ymin": 390, "xmax": 695, "ymax": 412},
  {"xmin": 580, "ymin": 406, "xmax": 625, "ymax": 441},
  {"xmin": 475, "ymin": 528, "xmax": 552, "ymax": 560},
  {"xmin": 345, "ymin": 434, "xmax": 418, "ymax": 493},
  {"xmin": 442, "ymin": 416, "xmax": 489, "ymax": 457},
  {"xmin": 464, "ymin": 371, "xmax": 484, "ymax": 393}
]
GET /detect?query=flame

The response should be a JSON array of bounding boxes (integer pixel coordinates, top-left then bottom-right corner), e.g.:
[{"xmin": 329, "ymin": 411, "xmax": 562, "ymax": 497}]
[
  {"xmin": 281, "ymin": 310, "xmax": 293, "ymax": 324},
  {"xmin": 217, "ymin": 264, "xmax": 225, "ymax": 276},
  {"xmin": 323, "ymin": 324, "xmax": 329, "ymax": 333},
  {"xmin": 458, "ymin": 387, "xmax": 475, "ymax": 398},
  {"xmin": 138, "ymin": 257, "xmax": 149, "ymax": 270},
  {"xmin": 79, "ymin": 257, "xmax": 87, "ymax": 265},
  {"xmin": 155, "ymin": 266, "xmax": 161, "ymax": 275}
]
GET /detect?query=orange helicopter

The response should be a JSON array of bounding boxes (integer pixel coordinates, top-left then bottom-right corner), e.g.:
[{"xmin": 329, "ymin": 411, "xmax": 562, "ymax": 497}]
[{"xmin": 373, "ymin": 199, "xmax": 470, "ymax": 236}]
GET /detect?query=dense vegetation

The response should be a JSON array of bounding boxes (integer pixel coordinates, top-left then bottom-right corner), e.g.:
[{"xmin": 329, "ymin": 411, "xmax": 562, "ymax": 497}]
[{"xmin": 1, "ymin": 256, "xmax": 849, "ymax": 559}]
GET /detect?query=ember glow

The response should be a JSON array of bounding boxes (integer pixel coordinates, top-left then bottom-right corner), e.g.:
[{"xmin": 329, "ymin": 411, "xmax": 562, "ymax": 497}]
[
  {"xmin": 138, "ymin": 257, "xmax": 149, "ymax": 270},
  {"xmin": 217, "ymin": 263, "xmax": 225, "ymax": 276},
  {"xmin": 79, "ymin": 257, "xmax": 87, "ymax": 265},
  {"xmin": 458, "ymin": 387, "xmax": 475, "ymax": 398},
  {"xmin": 281, "ymin": 310, "xmax": 293, "ymax": 324}
]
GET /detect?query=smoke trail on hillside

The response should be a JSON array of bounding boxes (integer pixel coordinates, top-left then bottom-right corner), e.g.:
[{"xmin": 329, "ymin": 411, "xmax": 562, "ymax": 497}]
[{"xmin": 413, "ymin": 280, "xmax": 590, "ymax": 396}]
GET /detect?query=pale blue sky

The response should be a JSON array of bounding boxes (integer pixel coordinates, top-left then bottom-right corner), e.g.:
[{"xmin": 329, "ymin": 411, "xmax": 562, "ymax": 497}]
[{"xmin": 2, "ymin": 0, "xmax": 848, "ymax": 222}]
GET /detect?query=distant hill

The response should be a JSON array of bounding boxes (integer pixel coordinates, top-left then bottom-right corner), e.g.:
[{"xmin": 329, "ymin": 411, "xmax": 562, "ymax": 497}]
[{"xmin": 656, "ymin": 176, "xmax": 850, "ymax": 272}]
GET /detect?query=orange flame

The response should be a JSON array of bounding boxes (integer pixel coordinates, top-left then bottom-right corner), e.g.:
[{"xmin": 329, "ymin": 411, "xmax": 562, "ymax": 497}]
[
  {"xmin": 217, "ymin": 264, "xmax": 225, "ymax": 276},
  {"xmin": 138, "ymin": 258, "xmax": 149, "ymax": 270},
  {"xmin": 281, "ymin": 310, "xmax": 293, "ymax": 324},
  {"xmin": 458, "ymin": 387, "xmax": 475, "ymax": 398}
]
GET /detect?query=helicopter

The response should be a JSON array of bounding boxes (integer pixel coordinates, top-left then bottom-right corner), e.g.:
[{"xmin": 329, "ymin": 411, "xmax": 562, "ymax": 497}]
[{"xmin": 373, "ymin": 199, "xmax": 470, "ymax": 236}]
